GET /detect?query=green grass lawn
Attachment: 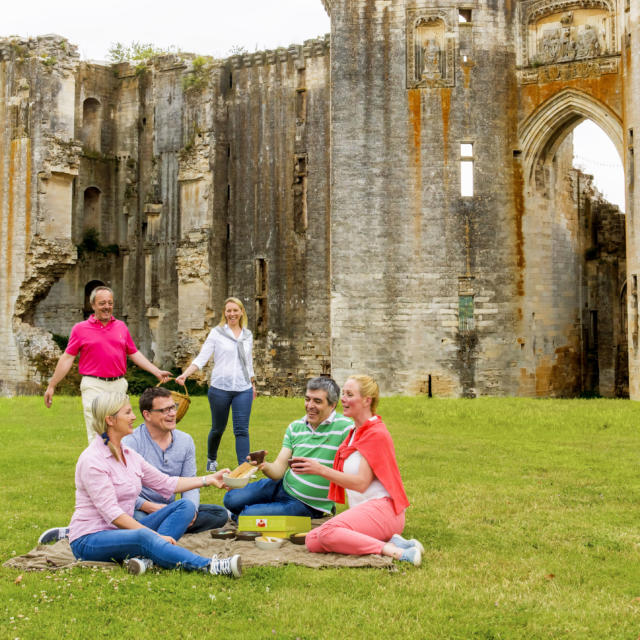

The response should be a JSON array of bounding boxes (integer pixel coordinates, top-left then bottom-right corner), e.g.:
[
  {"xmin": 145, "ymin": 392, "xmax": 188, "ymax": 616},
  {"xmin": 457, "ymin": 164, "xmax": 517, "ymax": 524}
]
[{"xmin": 2, "ymin": 396, "xmax": 640, "ymax": 639}]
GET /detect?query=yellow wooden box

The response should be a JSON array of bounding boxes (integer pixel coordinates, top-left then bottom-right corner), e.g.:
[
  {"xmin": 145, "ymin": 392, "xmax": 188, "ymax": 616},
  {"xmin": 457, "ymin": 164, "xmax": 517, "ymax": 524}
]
[{"xmin": 237, "ymin": 515, "xmax": 311, "ymax": 538}]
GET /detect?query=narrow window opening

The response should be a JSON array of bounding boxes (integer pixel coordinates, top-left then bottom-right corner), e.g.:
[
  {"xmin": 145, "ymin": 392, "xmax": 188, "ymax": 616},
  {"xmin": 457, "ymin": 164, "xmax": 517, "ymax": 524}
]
[
  {"xmin": 255, "ymin": 258, "xmax": 268, "ymax": 335},
  {"xmin": 460, "ymin": 143, "xmax": 474, "ymax": 197},
  {"xmin": 428, "ymin": 374, "xmax": 432, "ymax": 398},
  {"xmin": 459, "ymin": 295, "xmax": 475, "ymax": 331},
  {"xmin": 293, "ymin": 154, "xmax": 308, "ymax": 233},
  {"xmin": 81, "ymin": 98, "xmax": 102, "ymax": 152},
  {"xmin": 458, "ymin": 9, "xmax": 472, "ymax": 23},
  {"xmin": 296, "ymin": 88, "xmax": 307, "ymax": 123},
  {"xmin": 83, "ymin": 186, "xmax": 102, "ymax": 234},
  {"xmin": 590, "ymin": 310, "xmax": 599, "ymax": 349},
  {"xmin": 632, "ymin": 275, "xmax": 638, "ymax": 351}
]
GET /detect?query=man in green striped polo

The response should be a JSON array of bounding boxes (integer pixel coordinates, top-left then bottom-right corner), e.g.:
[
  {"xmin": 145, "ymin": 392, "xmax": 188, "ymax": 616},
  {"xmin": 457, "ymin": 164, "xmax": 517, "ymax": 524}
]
[{"xmin": 223, "ymin": 377, "xmax": 353, "ymax": 518}]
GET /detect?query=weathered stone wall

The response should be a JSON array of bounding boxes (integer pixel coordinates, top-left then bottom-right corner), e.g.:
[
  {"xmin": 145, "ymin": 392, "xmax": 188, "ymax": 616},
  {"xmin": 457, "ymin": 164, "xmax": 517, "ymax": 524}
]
[
  {"xmin": 517, "ymin": 133, "xmax": 584, "ymax": 396},
  {"xmin": 23, "ymin": 40, "xmax": 332, "ymax": 395},
  {"xmin": 218, "ymin": 39, "xmax": 332, "ymax": 395},
  {"xmin": 0, "ymin": 0, "xmax": 636, "ymax": 400},
  {"xmin": 581, "ymin": 190, "xmax": 627, "ymax": 398},
  {"xmin": 515, "ymin": 0, "xmax": 627, "ymax": 396},
  {"xmin": 329, "ymin": 1, "xmax": 523, "ymax": 396},
  {"xmin": 623, "ymin": 0, "xmax": 640, "ymax": 399},
  {"xmin": 32, "ymin": 57, "xmax": 154, "ymax": 358},
  {"xmin": 0, "ymin": 36, "xmax": 80, "ymax": 394}
]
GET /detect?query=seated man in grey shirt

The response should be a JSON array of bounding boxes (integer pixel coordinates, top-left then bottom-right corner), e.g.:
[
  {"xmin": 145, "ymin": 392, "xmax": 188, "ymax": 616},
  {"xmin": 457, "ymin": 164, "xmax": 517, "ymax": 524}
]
[{"xmin": 122, "ymin": 386, "xmax": 228, "ymax": 533}]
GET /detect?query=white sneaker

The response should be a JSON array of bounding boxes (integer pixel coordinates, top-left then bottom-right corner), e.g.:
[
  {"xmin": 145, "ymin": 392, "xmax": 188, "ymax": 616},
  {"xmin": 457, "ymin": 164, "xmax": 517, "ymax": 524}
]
[
  {"xmin": 206, "ymin": 460, "xmax": 218, "ymax": 473},
  {"xmin": 398, "ymin": 546, "xmax": 422, "ymax": 567},
  {"xmin": 38, "ymin": 527, "xmax": 69, "ymax": 544},
  {"xmin": 389, "ymin": 533, "xmax": 425, "ymax": 555},
  {"xmin": 127, "ymin": 557, "xmax": 154, "ymax": 575},
  {"xmin": 209, "ymin": 554, "xmax": 242, "ymax": 578}
]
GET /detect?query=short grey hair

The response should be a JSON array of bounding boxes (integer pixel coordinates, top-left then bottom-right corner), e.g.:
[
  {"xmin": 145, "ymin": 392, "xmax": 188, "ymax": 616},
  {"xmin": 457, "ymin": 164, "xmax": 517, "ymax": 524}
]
[
  {"xmin": 90, "ymin": 286, "xmax": 114, "ymax": 305},
  {"xmin": 306, "ymin": 377, "xmax": 340, "ymax": 406}
]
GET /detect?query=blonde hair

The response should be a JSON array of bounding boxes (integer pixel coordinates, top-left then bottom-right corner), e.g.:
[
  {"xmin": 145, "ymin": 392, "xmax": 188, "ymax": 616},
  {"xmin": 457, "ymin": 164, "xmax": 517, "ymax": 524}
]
[
  {"xmin": 91, "ymin": 392, "xmax": 129, "ymax": 461},
  {"xmin": 218, "ymin": 297, "xmax": 248, "ymax": 329},
  {"xmin": 347, "ymin": 374, "xmax": 380, "ymax": 414}
]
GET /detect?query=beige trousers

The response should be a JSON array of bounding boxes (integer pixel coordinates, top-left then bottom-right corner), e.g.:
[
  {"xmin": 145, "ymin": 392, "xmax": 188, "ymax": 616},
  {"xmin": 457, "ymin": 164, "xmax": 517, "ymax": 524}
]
[{"xmin": 80, "ymin": 376, "xmax": 129, "ymax": 443}]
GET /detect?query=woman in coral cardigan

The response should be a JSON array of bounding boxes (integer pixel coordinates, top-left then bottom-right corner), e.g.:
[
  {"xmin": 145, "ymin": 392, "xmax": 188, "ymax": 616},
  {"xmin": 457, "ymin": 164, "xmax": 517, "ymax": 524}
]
[{"xmin": 295, "ymin": 374, "xmax": 423, "ymax": 566}]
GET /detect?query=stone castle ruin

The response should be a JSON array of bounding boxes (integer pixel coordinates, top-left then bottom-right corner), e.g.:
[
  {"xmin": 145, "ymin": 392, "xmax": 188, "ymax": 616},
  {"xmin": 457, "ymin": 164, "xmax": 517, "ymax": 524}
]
[{"xmin": 0, "ymin": 0, "xmax": 638, "ymax": 398}]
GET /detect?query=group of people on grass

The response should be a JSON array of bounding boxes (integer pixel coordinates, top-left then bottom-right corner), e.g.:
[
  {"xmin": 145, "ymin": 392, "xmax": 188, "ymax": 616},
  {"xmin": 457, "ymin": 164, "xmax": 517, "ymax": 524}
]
[{"xmin": 41, "ymin": 287, "xmax": 423, "ymax": 579}]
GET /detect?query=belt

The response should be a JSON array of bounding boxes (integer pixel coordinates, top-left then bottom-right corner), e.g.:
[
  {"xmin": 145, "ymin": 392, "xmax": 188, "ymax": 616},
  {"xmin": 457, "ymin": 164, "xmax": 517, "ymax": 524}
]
[{"xmin": 84, "ymin": 375, "xmax": 125, "ymax": 382}]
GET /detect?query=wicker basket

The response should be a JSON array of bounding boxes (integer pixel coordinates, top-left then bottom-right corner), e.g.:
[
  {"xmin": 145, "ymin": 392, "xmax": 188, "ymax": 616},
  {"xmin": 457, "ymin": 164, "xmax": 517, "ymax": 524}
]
[{"xmin": 156, "ymin": 380, "xmax": 190, "ymax": 423}]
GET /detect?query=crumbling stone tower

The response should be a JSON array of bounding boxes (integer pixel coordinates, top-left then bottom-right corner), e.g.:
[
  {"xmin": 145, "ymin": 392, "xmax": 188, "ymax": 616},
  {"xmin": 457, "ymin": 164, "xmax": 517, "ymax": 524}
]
[
  {"xmin": 326, "ymin": 0, "xmax": 637, "ymax": 397},
  {"xmin": 0, "ymin": 0, "xmax": 638, "ymax": 399},
  {"xmin": 0, "ymin": 34, "xmax": 332, "ymax": 396}
]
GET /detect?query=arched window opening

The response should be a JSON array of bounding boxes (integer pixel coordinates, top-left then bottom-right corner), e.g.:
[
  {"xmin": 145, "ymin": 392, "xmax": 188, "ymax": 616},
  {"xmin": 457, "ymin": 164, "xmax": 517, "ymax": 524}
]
[
  {"xmin": 83, "ymin": 186, "xmax": 102, "ymax": 234},
  {"xmin": 82, "ymin": 98, "xmax": 102, "ymax": 152}
]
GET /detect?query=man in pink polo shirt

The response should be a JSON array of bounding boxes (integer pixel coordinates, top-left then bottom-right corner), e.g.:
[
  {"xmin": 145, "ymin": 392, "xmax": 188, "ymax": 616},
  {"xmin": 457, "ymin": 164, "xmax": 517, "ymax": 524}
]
[{"xmin": 44, "ymin": 286, "xmax": 171, "ymax": 442}]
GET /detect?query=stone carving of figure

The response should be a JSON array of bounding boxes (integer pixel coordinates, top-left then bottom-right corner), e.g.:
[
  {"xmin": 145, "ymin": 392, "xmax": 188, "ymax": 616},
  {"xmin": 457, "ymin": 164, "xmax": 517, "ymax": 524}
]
[
  {"xmin": 540, "ymin": 28, "xmax": 561, "ymax": 63},
  {"xmin": 422, "ymin": 39, "xmax": 441, "ymax": 78},
  {"xmin": 575, "ymin": 25, "xmax": 600, "ymax": 59},
  {"xmin": 559, "ymin": 27, "xmax": 576, "ymax": 61}
]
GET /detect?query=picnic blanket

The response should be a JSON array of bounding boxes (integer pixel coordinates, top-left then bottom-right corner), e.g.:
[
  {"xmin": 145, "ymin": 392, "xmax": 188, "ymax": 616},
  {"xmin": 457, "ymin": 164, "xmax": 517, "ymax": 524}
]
[{"xmin": 4, "ymin": 531, "xmax": 394, "ymax": 572}]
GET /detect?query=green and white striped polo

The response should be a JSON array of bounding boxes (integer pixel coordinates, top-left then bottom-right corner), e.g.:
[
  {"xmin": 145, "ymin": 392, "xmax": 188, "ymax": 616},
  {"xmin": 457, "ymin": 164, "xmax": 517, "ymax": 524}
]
[{"xmin": 281, "ymin": 412, "xmax": 353, "ymax": 514}]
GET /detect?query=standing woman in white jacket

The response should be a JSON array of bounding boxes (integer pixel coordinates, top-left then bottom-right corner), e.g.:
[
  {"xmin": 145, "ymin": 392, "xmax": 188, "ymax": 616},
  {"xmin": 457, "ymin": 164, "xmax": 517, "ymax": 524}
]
[{"xmin": 176, "ymin": 297, "xmax": 256, "ymax": 471}]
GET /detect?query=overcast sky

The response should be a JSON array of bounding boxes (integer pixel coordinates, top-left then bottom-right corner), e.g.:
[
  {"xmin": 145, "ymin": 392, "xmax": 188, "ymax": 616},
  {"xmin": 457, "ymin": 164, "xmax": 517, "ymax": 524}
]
[
  {"xmin": 2, "ymin": 1, "xmax": 624, "ymax": 210},
  {"xmin": 2, "ymin": 0, "xmax": 331, "ymax": 60},
  {"xmin": 573, "ymin": 121, "xmax": 625, "ymax": 211}
]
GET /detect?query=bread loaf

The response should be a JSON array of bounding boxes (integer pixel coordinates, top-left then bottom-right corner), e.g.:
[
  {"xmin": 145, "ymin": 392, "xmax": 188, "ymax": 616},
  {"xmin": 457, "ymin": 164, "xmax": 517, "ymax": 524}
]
[{"xmin": 228, "ymin": 462, "xmax": 255, "ymax": 478}]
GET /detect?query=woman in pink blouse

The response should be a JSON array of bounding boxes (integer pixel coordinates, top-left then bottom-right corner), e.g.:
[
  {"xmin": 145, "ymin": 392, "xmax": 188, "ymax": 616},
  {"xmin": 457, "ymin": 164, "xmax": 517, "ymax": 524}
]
[{"xmin": 68, "ymin": 392, "xmax": 241, "ymax": 577}]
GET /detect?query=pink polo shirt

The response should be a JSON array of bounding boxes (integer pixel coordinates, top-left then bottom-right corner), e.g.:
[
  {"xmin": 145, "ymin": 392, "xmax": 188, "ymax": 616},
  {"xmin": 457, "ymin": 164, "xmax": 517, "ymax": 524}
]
[
  {"xmin": 65, "ymin": 315, "xmax": 137, "ymax": 378},
  {"xmin": 68, "ymin": 436, "xmax": 179, "ymax": 542}
]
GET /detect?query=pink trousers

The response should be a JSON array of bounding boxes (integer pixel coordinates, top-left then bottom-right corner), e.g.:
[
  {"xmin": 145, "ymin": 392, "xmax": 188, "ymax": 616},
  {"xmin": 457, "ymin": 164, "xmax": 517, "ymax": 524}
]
[{"xmin": 305, "ymin": 497, "xmax": 405, "ymax": 556}]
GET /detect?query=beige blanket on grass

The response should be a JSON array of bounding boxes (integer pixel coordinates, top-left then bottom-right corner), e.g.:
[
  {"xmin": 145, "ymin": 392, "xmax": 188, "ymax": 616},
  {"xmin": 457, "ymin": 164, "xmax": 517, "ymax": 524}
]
[{"xmin": 4, "ymin": 531, "xmax": 394, "ymax": 572}]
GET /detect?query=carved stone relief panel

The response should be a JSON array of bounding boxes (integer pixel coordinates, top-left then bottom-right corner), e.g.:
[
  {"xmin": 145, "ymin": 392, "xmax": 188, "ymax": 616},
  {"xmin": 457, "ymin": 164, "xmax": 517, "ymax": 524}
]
[
  {"xmin": 518, "ymin": 0, "xmax": 618, "ymax": 83},
  {"xmin": 520, "ymin": 0, "xmax": 616, "ymax": 66},
  {"xmin": 406, "ymin": 9, "xmax": 455, "ymax": 88},
  {"xmin": 531, "ymin": 9, "xmax": 611, "ymax": 65}
]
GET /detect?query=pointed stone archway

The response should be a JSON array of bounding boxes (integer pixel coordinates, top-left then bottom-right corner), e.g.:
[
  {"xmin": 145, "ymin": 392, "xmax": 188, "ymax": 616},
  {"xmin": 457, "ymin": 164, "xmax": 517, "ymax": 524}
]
[
  {"xmin": 520, "ymin": 88, "xmax": 623, "ymax": 183},
  {"xmin": 517, "ymin": 89, "xmax": 627, "ymax": 397}
]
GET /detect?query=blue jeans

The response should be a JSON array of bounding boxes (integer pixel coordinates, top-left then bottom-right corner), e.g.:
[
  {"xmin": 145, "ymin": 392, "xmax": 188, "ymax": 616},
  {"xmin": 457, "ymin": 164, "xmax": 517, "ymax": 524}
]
[
  {"xmin": 134, "ymin": 502, "xmax": 229, "ymax": 534},
  {"xmin": 223, "ymin": 478, "xmax": 325, "ymax": 518},
  {"xmin": 208, "ymin": 386, "xmax": 253, "ymax": 465},
  {"xmin": 70, "ymin": 500, "xmax": 210, "ymax": 571}
]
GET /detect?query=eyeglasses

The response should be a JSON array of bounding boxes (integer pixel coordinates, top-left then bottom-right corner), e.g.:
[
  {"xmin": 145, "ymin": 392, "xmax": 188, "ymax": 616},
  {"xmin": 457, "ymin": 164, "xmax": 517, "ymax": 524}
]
[{"xmin": 148, "ymin": 404, "xmax": 179, "ymax": 415}]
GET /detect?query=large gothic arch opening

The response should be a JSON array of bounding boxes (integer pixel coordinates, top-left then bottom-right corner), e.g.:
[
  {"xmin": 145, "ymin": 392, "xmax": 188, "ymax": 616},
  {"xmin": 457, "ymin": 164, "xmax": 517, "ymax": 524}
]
[{"xmin": 518, "ymin": 90, "xmax": 627, "ymax": 397}]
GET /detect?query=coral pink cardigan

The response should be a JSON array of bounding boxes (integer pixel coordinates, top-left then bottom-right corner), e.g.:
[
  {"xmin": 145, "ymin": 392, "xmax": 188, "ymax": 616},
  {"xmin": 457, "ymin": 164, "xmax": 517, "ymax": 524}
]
[{"xmin": 328, "ymin": 416, "xmax": 410, "ymax": 515}]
